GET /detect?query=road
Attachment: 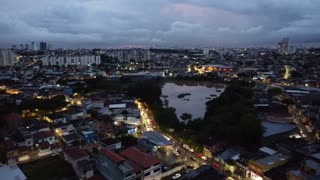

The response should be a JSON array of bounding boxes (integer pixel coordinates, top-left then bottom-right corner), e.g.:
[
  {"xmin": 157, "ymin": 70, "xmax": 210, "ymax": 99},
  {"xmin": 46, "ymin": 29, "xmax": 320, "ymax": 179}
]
[
  {"xmin": 135, "ymin": 99, "xmax": 236, "ymax": 180},
  {"xmin": 135, "ymin": 99, "xmax": 208, "ymax": 169}
]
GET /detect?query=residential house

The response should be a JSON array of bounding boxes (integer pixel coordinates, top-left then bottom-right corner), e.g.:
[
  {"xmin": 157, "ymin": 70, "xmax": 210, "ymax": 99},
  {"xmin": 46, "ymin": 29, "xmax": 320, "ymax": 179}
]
[
  {"xmin": 120, "ymin": 147, "xmax": 162, "ymax": 180},
  {"xmin": 96, "ymin": 147, "xmax": 136, "ymax": 180},
  {"xmin": 64, "ymin": 106, "xmax": 86, "ymax": 121},
  {"xmin": 248, "ymin": 153, "xmax": 289, "ymax": 180},
  {"xmin": 181, "ymin": 165, "xmax": 226, "ymax": 180},
  {"xmin": 62, "ymin": 133, "xmax": 79, "ymax": 147},
  {"xmin": 99, "ymin": 138, "xmax": 121, "ymax": 150},
  {"xmin": 64, "ymin": 147, "xmax": 94, "ymax": 179},
  {"xmin": 80, "ymin": 130, "xmax": 97, "ymax": 144},
  {"xmin": 286, "ymin": 159, "xmax": 320, "ymax": 180},
  {"xmin": 34, "ymin": 130, "xmax": 56, "ymax": 145},
  {"xmin": 43, "ymin": 113, "xmax": 67, "ymax": 124},
  {"xmin": 54, "ymin": 124, "xmax": 76, "ymax": 137},
  {"xmin": 0, "ymin": 165, "xmax": 27, "ymax": 180},
  {"xmin": 214, "ymin": 147, "xmax": 242, "ymax": 173}
]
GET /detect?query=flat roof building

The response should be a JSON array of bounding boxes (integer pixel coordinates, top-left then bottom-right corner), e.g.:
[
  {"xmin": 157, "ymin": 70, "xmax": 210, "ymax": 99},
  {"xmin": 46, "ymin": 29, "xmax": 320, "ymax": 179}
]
[{"xmin": 143, "ymin": 131, "xmax": 173, "ymax": 146}]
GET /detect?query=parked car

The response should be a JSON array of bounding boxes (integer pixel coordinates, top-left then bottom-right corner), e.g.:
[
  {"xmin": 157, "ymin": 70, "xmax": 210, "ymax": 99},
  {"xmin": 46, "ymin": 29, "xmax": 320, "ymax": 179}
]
[
  {"xmin": 201, "ymin": 156, "xmax": 208, "ymax": 160},
  {"xmin": 172, "ymin": 173, "xmax": 181, "ymax": 179}
]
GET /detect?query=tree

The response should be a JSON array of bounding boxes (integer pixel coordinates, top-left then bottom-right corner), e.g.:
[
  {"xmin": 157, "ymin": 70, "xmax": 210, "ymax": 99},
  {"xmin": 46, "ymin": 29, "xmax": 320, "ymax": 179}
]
[
  {"xmin": 268, "ymin": 87, "xmax": 283, "ymax": 97},
  {"xmin": 118, "ymin": 135, "xmax": 138, "ymax": 147},
  {"xmin": 199, "ymin": 82, "xmax": 262, "ymax": 147},
  {"xmin": 291, "ymin": 71, "xmax": 303, "ymax": 79},
  {"xmin": 127, "ymin": 81, "xmax": 162, "ymax": 106}
]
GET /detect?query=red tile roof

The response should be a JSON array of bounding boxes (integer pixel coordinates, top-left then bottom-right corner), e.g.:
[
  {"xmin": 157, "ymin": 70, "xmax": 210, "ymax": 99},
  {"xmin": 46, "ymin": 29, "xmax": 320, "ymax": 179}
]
[
  {"xmin": 99, "ymin": 147, "xmax": 125, "ymax": 164},
  {"xmin": 39, "ymin": 141, "xmax": 50, "ymax": 149},
  {"xmin": 18, "ymin": 146, "xmax": 31, "ymax": 153},
  {"xmin": 50, "ymin": 143, "xmax": 61, "ymax": 149},
  {"xmin": 64, "ymin": 147, "xmax": 89, "ymax": 160},
  {"xmin": 34, "ymin": 130, "xmax": 55, "ymax": 139},
  {"xmin": 120, "ymin": 147, "xmax": 160, "ymax": 169},
  {"xmin": 127, "ymin": 160, "xmax": 143, "ymax": 173}
]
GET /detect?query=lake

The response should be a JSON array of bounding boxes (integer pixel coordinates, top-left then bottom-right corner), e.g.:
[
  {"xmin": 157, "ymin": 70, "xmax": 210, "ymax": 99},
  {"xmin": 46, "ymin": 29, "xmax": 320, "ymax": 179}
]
[{"xmin": 161, "ymin": 82, "xmax": 225, "ymax": 122}]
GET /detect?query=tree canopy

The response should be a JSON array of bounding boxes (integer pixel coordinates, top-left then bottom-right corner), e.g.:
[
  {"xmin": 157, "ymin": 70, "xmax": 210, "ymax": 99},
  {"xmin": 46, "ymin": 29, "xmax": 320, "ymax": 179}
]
[
  {"xmin": 193, "ymin": 81, "xmax": 262, "ymax": 147},
  {"xmin": 20, "ymin": 95, "xmax": 67, "ymax": 111}
]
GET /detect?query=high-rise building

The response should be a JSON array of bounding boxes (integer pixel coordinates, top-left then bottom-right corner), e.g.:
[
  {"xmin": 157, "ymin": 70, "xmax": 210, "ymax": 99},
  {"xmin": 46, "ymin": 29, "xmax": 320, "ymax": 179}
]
[
  {"xmin": 31, "ymin": 42, "xmax": 37, "ymax": 50},
  {"xmin": 278, "ymin": 38, "xmax": 289, "ymax": 55},
  {"xmin": 41, "ymin": 55, "xmax": 101, "ymax": 66},
  {"xmin": 147, "ymin": 50, "xmax": 151, "ymax": 61},
  {"xmin": 39, "ymin": 42, "xmax": 47, "ymax": 51},
  {"xmin": 0, "ymin": 50, "xmax": 17, "ymax": 66},
  {"xmin": 203, "ymin": 48, "xmax": 210, "ymax": 55},
  {"xmin": 25, "ymin": 44, "xmax": 29, "ymax": 50}
]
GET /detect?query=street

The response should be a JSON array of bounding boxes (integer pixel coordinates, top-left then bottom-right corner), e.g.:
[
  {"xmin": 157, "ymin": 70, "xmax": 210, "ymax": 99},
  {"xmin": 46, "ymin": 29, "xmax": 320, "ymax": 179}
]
[{"xmin": 135, "ymin": 99, "xmax": 207, "ymax": 170}]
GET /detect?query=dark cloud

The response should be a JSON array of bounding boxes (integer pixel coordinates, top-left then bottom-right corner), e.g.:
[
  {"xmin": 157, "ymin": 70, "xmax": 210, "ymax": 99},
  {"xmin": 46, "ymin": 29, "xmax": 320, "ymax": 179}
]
[{"xmin": 0, "ymin": 0, "xmax": 319, "ymax": 48}]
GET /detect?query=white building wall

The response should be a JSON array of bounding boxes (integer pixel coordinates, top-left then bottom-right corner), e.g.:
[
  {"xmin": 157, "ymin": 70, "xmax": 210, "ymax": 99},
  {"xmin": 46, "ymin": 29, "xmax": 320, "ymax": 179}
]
[{"xmin": 41, "ymin": 55, "xmax": 101, "ymax": 66}]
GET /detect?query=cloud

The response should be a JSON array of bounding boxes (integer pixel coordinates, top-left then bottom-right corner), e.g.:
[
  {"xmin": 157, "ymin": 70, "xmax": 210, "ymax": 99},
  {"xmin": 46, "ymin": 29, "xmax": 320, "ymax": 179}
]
[
  {"xmin": 218, "ymin": 27, "xmax": 231, "ymax": 32},
  {"xmin": 0, "ymin": 0, "xmax": 319, "ymax": 47},
  {"xmin": 246, "ymin": 26, "xmax": 263, "ymax": 33}
]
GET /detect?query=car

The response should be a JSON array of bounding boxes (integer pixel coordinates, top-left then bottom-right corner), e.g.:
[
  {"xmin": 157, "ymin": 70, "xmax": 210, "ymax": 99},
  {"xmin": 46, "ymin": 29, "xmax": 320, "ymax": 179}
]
[
  {"xmin": 189, "ymin": 148, "xmax": 194, "ymax": 152},
  {"xmin": 183, "ymin": 144, "xmax": 190, "ymax": 149},
  {"xmin": 201, "ymin": 156, "xmax": 208, "ymax": 160},
  {"xmin": 190, "ymin": 157, "xmax": 196, "ymax": 161},
  {"xmin": 162, "ymin": 166, "xmax": 170, "ymax": 171},
  {"xmin": 172, "ymin": 173, "xmax": 181, "ymax": 179},
  {"xmin": 173, "ymin": 151, "xmax": 180, "ymax": 156}
]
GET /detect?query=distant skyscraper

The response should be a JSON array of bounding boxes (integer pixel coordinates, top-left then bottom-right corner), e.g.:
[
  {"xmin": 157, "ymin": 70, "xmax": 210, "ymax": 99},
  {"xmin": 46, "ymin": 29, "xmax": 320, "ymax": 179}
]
[
  {"xmin": 11, "ymin": 45, "xmax": 17, "ymax": 50},
  {"xmin": 25, "ymin": 44, "xmax": 29, "ymax": 50},
  {"xmin": 47, "ymin": 43, "xmax": 52, "ymax": 50},
  {"xmin": 39, "ymin": 41, "xmax": 47, "ymax": 51},
  {"xmin": 203, "ymin": 48, "xmax": 210, "ymax": 58},
  {"xmin": 278, "ymin": 38, "xmax": 289, "ymax": 55},
  {"xmin": 0, "ymin": 50, "xmax": 17, "ymax": 66},
  {"xmin": 31, "ymin": 42, "xmax": 37, "ymax": 50},
  {"xmin": 147, "ymin": 50, "xmax": 151, "ymax": 61},
  {"xmin": 20, "ymin": 44, "xmax": 24, "ymax": 50}
]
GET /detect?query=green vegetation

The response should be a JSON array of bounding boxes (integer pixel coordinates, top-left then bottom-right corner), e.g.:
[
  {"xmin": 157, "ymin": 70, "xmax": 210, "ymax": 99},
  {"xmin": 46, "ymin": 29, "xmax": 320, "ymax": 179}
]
[
  {"xmin": 127, "ymin": 80, "xmax": 162, "ymax": 105},
  {"xmin": 176, "ymin": 72, "xmax": 223, "ymax": 82},
  {"xmin": 153, "ymin": 107, "xmax": 182, "ymax": 131},
  {"xmin": 85, "ymin": 77, "xmax": 128, "ymax": 92},
  {"xmin": 19, "ymin": 156, "xmax": 76, "ymax": 180},
  {"xmin": 118, "ymin": 134, "xmax": 138, "ymax": 147},
  {"xmin": 128, "ymin": 80, "xmax": 262, "ymax": 150},
  {"xmin": 180, "ymin": 113, "xmax": 192, "ymax": 121},
  {"xmin": 192, "ymin": 81, "xmax": 262, "ymax": 147},
  {"xmin": 19, "ymin": 95, "xmax": 67, "ymax": 111},
  {"xmin": 268, "ymin": 87, "xmax": 283, "ymax": 97}
]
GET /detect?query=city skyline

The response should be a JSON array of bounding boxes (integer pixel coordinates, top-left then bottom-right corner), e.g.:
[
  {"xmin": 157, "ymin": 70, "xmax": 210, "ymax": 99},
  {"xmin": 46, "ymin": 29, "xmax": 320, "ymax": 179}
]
[{"xmin": 1, "ymin": 0, "xmax": 320, "ymax": 48}]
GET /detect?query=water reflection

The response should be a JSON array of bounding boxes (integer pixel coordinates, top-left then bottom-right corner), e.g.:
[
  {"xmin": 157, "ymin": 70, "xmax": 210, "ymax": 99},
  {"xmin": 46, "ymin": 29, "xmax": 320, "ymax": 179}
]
[{"xmin": 161, "ymin": 82, "xmax": 225, "ymax": 122}]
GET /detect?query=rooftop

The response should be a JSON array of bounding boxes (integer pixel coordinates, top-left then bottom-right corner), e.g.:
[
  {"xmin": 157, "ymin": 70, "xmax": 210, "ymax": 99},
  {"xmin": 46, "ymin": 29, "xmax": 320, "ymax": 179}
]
[
  {"xmin": 120, "ymin": 147, "xmax": 160, "ymax": 169},
  {"xmin": 304, "ymin": 159, "xmax": 320, "ymax": 170},
  {"xmin": 143, "ymin": 131, "xmax": 173, "ymax": 146},
  {"xmin": 254, "ymin": 153, "xmax": 289, "ymax": 167},
  {"xmin": 34, "ymin": 130, "xmax": 55, "ymax": 139},
  {"xmin": 62, "ymin": 133, "xmax": 78, "ymax": 142},
  {"xmin": 0, "ymin": 165, "xmax": 26, "ymax": 180},
  {"xmin": 99, "ymin": 147, "xmax": 125, "ymax": 164},
  {"xmin": 182, "ymin": 165, "xmax": 226, "ymax": 180},
  {"xmin": 64, "ymin": 147, "xmax": 89, "ymax": 160},
  {"xmin": 259, "ymin": 147, "xmax": 277, "ymax": 155},
  {"xmin": 100, "ymin": 137, "xmax": 120, "ymax": 146}
]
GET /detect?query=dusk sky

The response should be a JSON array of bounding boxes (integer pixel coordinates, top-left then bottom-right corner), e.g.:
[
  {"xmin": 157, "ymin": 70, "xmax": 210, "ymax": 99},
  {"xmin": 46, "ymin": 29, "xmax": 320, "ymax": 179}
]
[{"xmin": 1, "ymin": 0, "xmax": 320, "ymax": 48}]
